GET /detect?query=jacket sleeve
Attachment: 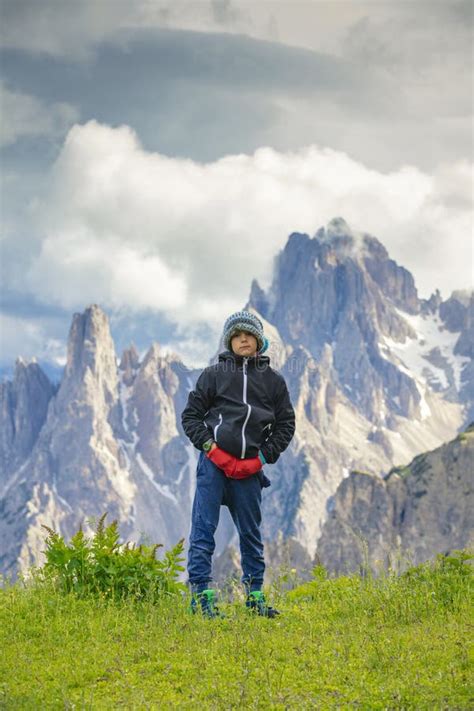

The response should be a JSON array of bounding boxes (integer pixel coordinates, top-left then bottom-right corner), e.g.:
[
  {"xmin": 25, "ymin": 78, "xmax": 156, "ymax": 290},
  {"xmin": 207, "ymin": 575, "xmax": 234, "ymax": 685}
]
[
  {"xmin": 260, "ymin": 375, "xmax": 295, "ymax": 464},
  {"xmin": 181, "ymin": 367, "xmax": 216, "ymax": 450}
]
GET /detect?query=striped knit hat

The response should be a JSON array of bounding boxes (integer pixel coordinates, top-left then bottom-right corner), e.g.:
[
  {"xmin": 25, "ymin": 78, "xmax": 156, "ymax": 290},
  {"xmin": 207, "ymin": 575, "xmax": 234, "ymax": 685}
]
[{"xmin": 223, "ymin": 310, "xmax": 269, "ymax": 354}]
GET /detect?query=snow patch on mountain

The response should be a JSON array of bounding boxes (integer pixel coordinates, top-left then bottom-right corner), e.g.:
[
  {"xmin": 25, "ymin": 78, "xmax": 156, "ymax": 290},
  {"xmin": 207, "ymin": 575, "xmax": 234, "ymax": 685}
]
[
  {"xmin": 119, "ymin": 378, "xmax": 134, "ymax": 432},
  {"xmin": 380, "ymin": 309, "xmax": 469, "ymax": 392}
]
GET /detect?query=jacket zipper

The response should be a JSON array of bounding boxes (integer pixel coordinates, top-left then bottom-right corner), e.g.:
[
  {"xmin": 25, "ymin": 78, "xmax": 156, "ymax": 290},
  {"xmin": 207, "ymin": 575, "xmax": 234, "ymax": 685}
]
[
  {"xmin": 241, "ymin": 357, "xmax": 251, "ymax": 458},
  {"xmin": 214, "ymin": 413, "xmax": 223, "ymax": 441}
]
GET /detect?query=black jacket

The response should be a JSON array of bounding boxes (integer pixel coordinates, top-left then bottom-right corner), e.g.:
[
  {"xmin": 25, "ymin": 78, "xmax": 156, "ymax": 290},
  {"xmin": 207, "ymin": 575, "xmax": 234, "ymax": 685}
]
[{"xmin": 181, "ymin": 350, "xmax": 295, "ymax": 463}]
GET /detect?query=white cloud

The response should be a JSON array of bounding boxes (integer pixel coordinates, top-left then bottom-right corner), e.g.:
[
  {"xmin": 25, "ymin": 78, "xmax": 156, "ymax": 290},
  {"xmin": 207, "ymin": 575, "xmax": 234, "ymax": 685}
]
[
  {"xmin": 27, "ymin": 231, "xmax": 187, "ymax": 312},
  {"xmin": 0, "ymin": 312, "xmax": 66, "ymax": 367},
  {"xmin": 25, "ymin": 120, "xmax": 473, "ymax": 354},
  {"xmin": 0, "ymin": 82, "xmax": 79, "ymax": 147}
]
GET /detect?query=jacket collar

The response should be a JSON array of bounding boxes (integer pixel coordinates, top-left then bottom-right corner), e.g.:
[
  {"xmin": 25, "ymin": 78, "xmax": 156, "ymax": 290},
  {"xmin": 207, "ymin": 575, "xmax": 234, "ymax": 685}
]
[{"xmin": 218, "ymin": 349, "xmax": 270, "ymax": 365}]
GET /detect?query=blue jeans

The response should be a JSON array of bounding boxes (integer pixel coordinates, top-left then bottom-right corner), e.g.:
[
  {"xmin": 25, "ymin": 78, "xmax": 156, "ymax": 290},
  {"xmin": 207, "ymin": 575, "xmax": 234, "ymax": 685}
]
[{"xmin": 188, "ymin": 452, "xmax": 265, "ymax": 593}]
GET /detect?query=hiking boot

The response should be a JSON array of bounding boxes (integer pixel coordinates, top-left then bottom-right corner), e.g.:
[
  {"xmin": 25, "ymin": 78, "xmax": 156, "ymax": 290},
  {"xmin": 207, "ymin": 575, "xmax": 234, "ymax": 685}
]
[
  {"xmin": 246, "ymin": 590, "xmax": 280, "ymax": 618},
  {"xmin": 190, "ymin": 588, "xmax": 223, "ymax": 618}
]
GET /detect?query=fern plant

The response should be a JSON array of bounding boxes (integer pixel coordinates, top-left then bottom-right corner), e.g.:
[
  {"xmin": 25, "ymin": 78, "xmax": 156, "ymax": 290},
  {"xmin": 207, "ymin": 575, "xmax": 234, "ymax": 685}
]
[{"xmin": 39, "ymin": 513, "xmax": 186, "ymax": 601}]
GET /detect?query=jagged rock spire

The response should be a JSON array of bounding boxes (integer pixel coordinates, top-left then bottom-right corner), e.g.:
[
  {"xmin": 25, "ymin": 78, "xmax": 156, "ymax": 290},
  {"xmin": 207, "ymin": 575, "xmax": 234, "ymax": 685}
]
[
  {"xmin": 119, "ymin": 343, "xmax": 140, "ymax": 371},
  {"xmin": 0, "ymin": 360, "xmax": 54, "ymax": 481},
  {"xmin": 65, "ymin": 303, "xmax": 117, "ymax": 380}
]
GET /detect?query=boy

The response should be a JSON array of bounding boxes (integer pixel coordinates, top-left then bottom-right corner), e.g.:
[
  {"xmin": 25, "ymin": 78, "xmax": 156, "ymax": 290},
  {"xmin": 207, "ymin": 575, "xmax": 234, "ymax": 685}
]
[{"xmin": 181, "ymin": 310, "xmax": 296, "ymax": 617}]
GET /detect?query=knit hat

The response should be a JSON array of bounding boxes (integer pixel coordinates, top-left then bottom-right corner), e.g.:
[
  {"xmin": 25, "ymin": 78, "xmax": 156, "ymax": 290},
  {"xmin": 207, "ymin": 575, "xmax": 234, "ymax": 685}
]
[{"xmin": 223, "ymin": 310, "xmax": 269, "ymax": 354}]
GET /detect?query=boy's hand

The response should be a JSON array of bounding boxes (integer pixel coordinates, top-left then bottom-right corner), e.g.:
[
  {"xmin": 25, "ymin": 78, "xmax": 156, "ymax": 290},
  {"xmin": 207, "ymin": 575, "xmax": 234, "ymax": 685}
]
[
  {"xmin": 233, "ymin": 456, "xmax": 262, "ymax": 478},
  {"xmin": 206, "ymin": 446, "xmax": 237, "ymax": 477},
  {"xmin": 207, "ymin": 446, "xmax": 262, "ymax": 479}
]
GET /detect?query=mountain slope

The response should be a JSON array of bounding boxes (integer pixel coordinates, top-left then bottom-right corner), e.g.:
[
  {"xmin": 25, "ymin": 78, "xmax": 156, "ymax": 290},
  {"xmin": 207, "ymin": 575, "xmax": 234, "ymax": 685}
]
[{"xmin": 317, "ymin": 423, "xmax": 474, "ymax": 574}]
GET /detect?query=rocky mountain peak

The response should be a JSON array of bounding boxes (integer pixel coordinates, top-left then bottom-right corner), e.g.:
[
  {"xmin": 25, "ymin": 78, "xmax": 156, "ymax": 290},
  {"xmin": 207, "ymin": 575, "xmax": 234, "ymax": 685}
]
[
  {"xmin": 53, "ymin": 304, "xmax": 120, "ymax": 433},
  {"xmin": 248, "ymin": 279, "xmax": 269, "ymax": 317},
  {"xmin": 326, "ymin": 215, "xmax": 352, "ymax": 236},
  {"xmin": 440, "ymin": 291, "xmax": 473, "ymax": 335},
  {"xmin": 248, "ymin": 219, "xmax": 448, "ymax": 423},
  {"xmin": 141, "ymin": 343, "xmax": 162, "ymax": 369},
  {"xmin": 0, "ymin": 359, "xmax": 54, "ymax": 481},
  {"xmin": 316, "ymin": 217, "xmax": 358, "ymax": 256},
  {"xmin": 13, "ymin": 358, "xmax": 53, "ymax": 394},
  {"xmin": 65, "ymin": 304, "xmax": 117, "ymax": 381},
  {"xmin": 421, "ymin": 290, "xmax": 442, "ymax": 315},
  {"xmin": 15, "ymin": 354, "xmax": 35, "ymax": 367},
  {"xmin": 314, "ymin": 218, "xmax": 389, "ymax": 265},
  {"xmin": 119, "ymin": 344, "xmax": 140, "ymax": 387},
  {"xmin": 259, "ymin": 219, "xmax": 416, "ymax": 338},
  {"xmin": 119, "ymin": 344, "xmax": 140, "ymax": 372}
]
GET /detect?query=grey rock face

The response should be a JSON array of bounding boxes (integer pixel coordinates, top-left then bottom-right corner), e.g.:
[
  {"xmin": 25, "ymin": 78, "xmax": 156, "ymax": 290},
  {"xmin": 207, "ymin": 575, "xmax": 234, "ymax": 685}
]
[
  {"xmin": 440, "ymin": 291, "xmax": 474, "ymax": 421},
  {"xmin": 362, "ymin": 234, "xmax": 419, "ymax": 315},
  {"xmin": 0, "ymin": 359, "xmax": 55, "ymax": 485},
  {"xmin": 451, "ymin": 294, "xmax": 473, "ymax": 361},
  {"xmin": 316, "ymin": 424, "xmax": 474, "ymax": 575}
]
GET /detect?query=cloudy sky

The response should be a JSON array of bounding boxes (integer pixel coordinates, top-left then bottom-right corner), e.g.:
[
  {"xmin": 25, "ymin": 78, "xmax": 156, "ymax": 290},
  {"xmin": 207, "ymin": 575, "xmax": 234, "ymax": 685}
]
[{"xmin": 1, "ymin": 0, "xmax": 472, "ymax": 374}]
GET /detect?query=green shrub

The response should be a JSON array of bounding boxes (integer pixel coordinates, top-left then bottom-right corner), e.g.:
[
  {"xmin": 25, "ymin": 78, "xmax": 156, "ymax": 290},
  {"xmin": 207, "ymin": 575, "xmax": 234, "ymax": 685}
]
[{"xmin": 36, "ymin": 513, "xmax": 186, "ymax": 601}]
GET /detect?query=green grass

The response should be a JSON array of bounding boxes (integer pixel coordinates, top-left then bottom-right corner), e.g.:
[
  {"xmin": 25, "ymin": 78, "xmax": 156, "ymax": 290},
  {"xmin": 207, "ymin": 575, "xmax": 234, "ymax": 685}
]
[{"xmin": 1, "ymin": 553, "xmax": 473, "ymax": 709}]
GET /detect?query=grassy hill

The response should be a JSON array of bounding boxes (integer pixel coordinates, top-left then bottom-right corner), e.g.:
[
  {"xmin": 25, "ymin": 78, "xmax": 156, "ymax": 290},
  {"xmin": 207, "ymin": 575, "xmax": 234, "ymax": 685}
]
[{"xmin": 0, "ymin": 551, "xmax": 472, "ymax": 709}]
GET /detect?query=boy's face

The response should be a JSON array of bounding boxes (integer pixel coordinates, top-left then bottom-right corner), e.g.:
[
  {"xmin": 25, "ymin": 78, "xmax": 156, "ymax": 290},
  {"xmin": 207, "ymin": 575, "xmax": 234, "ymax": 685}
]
[{"xmin": 230, "ymin": 330, "xmax": 258, "ymax": 357}]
